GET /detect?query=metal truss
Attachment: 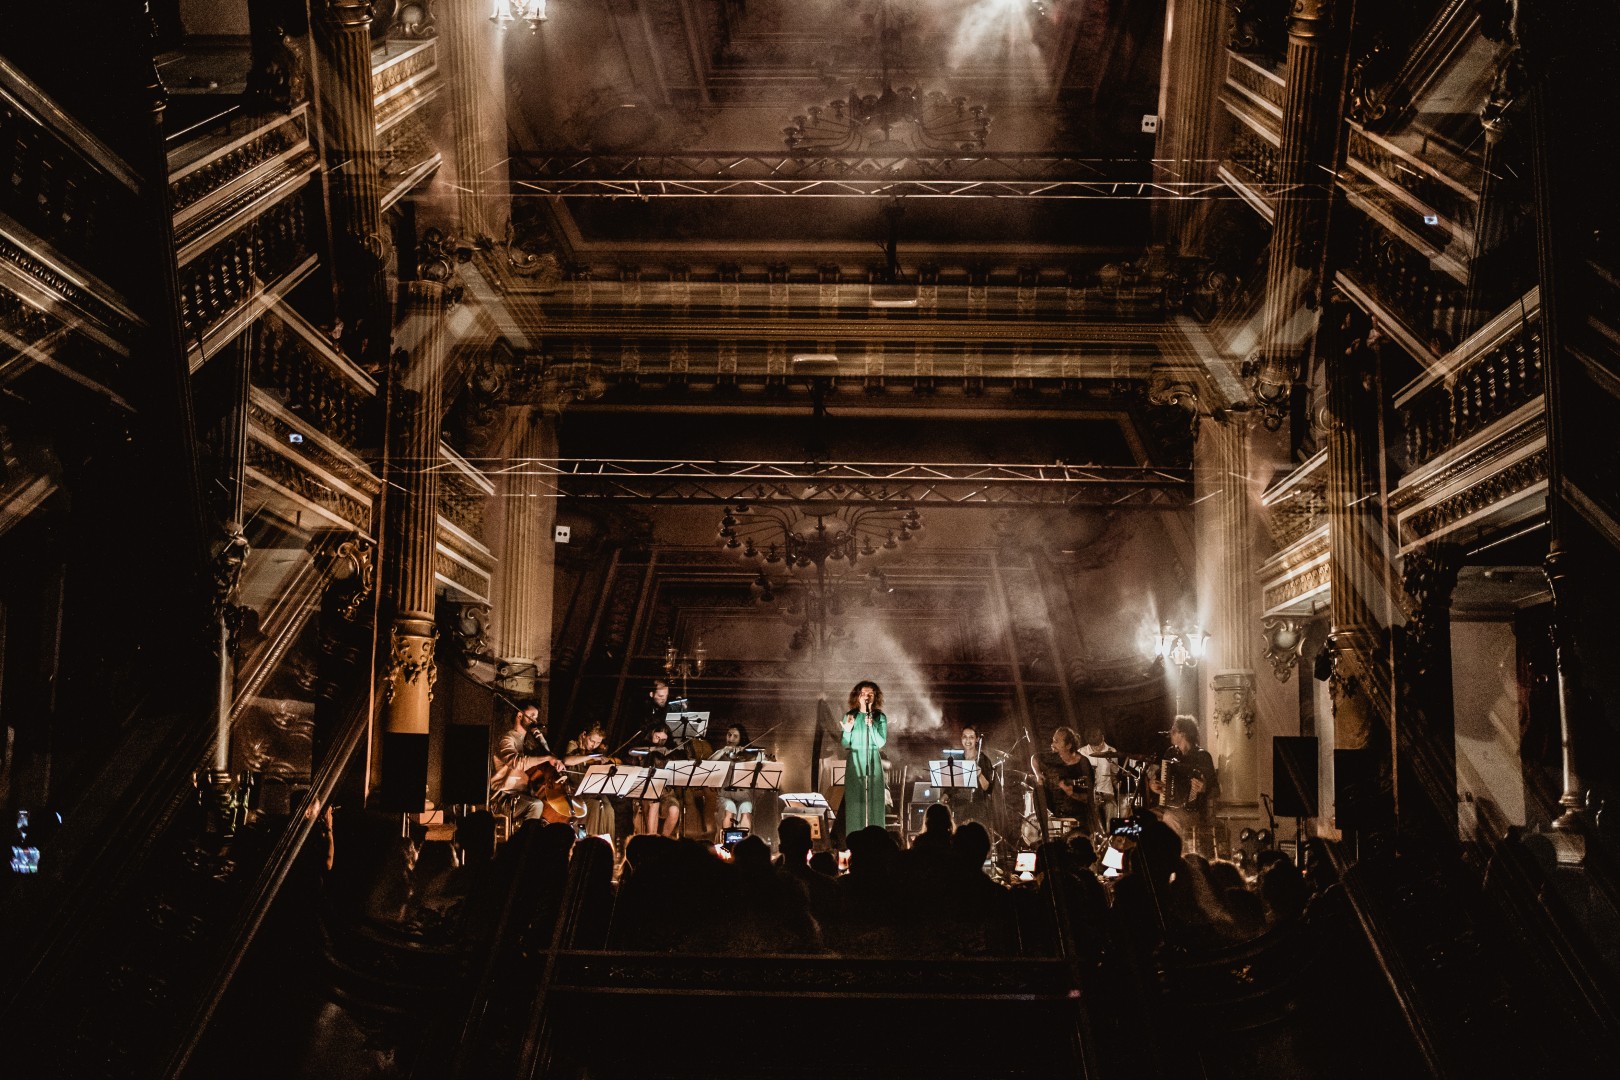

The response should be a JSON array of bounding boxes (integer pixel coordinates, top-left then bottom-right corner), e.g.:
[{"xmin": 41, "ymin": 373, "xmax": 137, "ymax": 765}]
[
  {"xmin": 480, "ymin": 458, "xmax": 1192, "ymax": 507},
  {"xmin": 504, "ymin": 152, "xmax": 1318, "ymax": 200}
]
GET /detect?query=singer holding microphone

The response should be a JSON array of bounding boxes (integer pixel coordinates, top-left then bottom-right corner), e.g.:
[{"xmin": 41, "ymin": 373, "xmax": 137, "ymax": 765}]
[{"xmin": 841, "ymin": 680, "xmax": 889, "ymax": 833}]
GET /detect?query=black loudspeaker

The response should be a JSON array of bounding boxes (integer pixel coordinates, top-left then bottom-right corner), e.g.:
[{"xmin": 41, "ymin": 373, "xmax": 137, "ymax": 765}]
[
  {"xmin": 443, "ymin": 724, "xmax": 492, "ymax": 805},
  {"xmin": 376, "ymin": 732, "xmax": 429, "ymax": 812},
  {"xmin": 1333, "ymin": 748, "xmax": 1379, "ymax": 830},
  {"xmin": 1271, "ymin": 736, "xmax": 1319, "ymax": 818}
]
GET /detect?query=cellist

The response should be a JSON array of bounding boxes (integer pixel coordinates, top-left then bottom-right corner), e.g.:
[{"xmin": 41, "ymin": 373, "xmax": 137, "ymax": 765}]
[{"xmin": 490, "ymin": 701, "xmax": 562, "ymax": 822}]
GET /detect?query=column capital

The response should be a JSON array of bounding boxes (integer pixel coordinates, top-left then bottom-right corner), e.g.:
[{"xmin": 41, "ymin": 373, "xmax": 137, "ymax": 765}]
[
  {"xmin": 1286, "ymin": 0, "xmax": 1332, "ymax": 40},
  {"xmin": 320, "ymin": 1, "xmax": 376, "ymax": 31}
]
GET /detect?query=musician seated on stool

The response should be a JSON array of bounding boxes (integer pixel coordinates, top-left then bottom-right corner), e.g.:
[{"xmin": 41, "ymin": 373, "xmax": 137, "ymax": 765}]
[
  {"xmin": 490, "ymin": 701, "xmax": 560, "ymax": 822},
  {"xmin": 1148, "ymin": 714, "xmax": 1217, "ymax": 856},
  {"xmin": 708, "ymin": 723, "xmax": 759, "ymax": 833},
  {"xmin": 634, "ymin": 725, "xmax": 686, "ymax": 837},
  {"xmin": 1032, "ymin": 726, "xmax": 1094, "ymax": 834},
  {"xmin": 565, "ymin": 724, "xmax": 616, "ymax": 840}
]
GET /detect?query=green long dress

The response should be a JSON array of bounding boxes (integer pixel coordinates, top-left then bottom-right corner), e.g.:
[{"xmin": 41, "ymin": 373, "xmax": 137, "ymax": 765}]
[{"xmin": 841, "ymin": 709, "xmax": 888, "ymax": 833}]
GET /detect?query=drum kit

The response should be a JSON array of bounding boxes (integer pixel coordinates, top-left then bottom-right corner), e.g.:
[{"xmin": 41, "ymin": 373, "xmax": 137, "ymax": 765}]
[{"xmin": 1001, "ymin": 749, "xmax": 1157, "ymax": 864}]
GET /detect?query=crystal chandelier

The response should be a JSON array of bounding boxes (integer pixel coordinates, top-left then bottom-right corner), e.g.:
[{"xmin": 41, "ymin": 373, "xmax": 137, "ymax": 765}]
[
  {"xmin": 490, "ymin": 0, "xmax": 548, "ymax": 31},
  {"xmin": 718, "ymin": 504, "xmax": 922, "ymax": 654},
  {"xmin": 783, "ymin": 1, "xmax": 991, "ymax": 155}
]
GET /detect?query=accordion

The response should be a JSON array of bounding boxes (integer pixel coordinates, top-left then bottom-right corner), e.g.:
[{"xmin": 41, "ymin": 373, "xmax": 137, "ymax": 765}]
[{"xmin": 1159, "ymin": 758, "xmax": 1197, "ymax": 810}]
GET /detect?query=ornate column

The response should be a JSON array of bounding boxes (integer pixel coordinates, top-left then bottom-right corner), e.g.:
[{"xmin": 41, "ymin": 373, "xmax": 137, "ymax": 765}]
[
  {"xmin": 1208, "ymin": 417, "xmax": 1259, "ymax": 808},
  {"xmin": 491, "ymin": 406, "xmax": 559, "ymax": 703},
  {"xmin": 377, "ymin": 262, "xmax": 453, "ymax": 810},
  {"xmin": 1323, "ymin": 325, "xmax": 1382, "ymax": 757},
  {"xmin": 314, "ymin": 0, "xmax": 390, "ymax": 368},
  {"xmin": 440, "ymin": 0, "xmax": 510, "ymax": 241},
  {"xmin": 1251, "ymin": 0, "xmax": 1345, "ymax": 423},
  {"xmin": 1154, "ymin": 0, "xmax": 1230, "ymax": 254}
]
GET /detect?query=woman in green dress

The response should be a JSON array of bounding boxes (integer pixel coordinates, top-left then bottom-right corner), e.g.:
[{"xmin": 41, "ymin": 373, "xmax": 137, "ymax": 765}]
[{"xmin": 840, "ymin": 680, "xmax": 889, "ymax": 833}]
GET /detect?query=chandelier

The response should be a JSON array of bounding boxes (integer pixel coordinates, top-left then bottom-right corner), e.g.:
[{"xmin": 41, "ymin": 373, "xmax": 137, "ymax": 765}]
[
  {"xmin": 783, "ymin": 2, "xmax": 991, "ymax": 154},
  {"xmin": 490, "ymin": 1, "xmax": 548, "ymax": 31},
  {"xmin": 719, "ymin": 503, "xmax": 922, "ymax": 654}
]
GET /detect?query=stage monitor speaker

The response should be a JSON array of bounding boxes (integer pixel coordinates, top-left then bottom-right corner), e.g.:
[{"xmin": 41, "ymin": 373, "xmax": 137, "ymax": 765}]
[
  {"xmin": 377, "ymin": 732, "xmax": 429, "ymax": 812},
  {"xmin": 1334, "ymin": 748, "xmax": 1380, "ymax": 830},
  {"xmin": 1271, "ymin": 736, "xmax": 1318, "ymax": 818},
  {"xmin": 443, "ymin": 724, "xmax": 492, "ymax": 805}
]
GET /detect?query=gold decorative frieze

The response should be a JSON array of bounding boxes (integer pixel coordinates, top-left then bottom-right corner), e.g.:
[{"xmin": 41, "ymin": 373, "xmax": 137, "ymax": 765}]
[
  {"xmin": 246, "ymin": 443, "xmax": 372, "ymax": 533},
  {"xmin": 373, "ymin": 39, "xmax": 440, "ymax": 134},
  {"xmin": 1264, "ymin": 559, "xmax": 1331, "ymax": 614},
  {"xmin": 1400, "ymin": 449, "xmax": 1548, "ymax": 548}
]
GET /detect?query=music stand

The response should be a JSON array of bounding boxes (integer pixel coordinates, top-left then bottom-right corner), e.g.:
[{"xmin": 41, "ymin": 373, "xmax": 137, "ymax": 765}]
[
  {"xmin": 625, "ymin": 765, "xmax": 672, "ymax": 801},
  {"xmin": 929, "ymin": 760, "xmax": 980, "ymax": 789},
  {"xmin": 667, "ymin": 759, "xmax": 728, "ymax": 789},
  {"xmin": 726, "ymin": 759, "xmax": 785, "ymax": 793},
  {"xmin": 577, "ymin": 763, "xmax": 649, "ymax": 799},
  {"xmin": 665, "ymin": 712, "xmax": 709, "ymax": 741}
]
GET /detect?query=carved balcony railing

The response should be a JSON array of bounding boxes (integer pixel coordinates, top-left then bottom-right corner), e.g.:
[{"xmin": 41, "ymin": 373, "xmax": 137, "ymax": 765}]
[
  {"xmin": 251, "ymin": 304, "xmax": 376, "ymax": 452},
  {"xmin": 179, "ymin": 187, "xmax": 318, "ymax": 361},
  {"xmin": 436, "ymin": 441, "xmax": 495, "ymax": 605},
  {"xmin": 1396, "ymin": 292, "xmax": 1542, "ymax": 469},
  {"xmin": 1220, "ymin": 121, "xmax": 1280, "ymax": 222},
  {"xmin": 378, "ymin": 112, "xmax": 442, "ymax": 211},
  {"xmin": 1225, "ymin": 49, "xmax": 1286, "ymax": 119},
  {"xmin": 1, "ymin": 57, "xmax": 142, "ymax": 296},
  {"xmin": 1344, "ymin": 124, "xmax": 1477, "ymax": 238},
  {"xmin": 1389, "ymin": 291, "xmax": 1547, "ymax": 551},
  {"xmin": 373, "ymin": 37, "xmax": 440, "ymax": 136},
  {"xmin": 1258, "ymin": 450, "xmax": 1331, "ymax": 616},
  {"xmin": 169, "ymin": 106, "xmax": 317, "ymax": 233},
  {"xmin": 1337, "ymin": 207, "xmax": 1469, "ymax": 360}
]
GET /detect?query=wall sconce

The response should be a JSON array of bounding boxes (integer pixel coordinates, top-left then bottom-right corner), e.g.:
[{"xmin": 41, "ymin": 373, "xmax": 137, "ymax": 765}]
[
  {"xmin": 1155, "ymin": 621, "xmax": 1210, "ymax": 670},
  {"xmin": 1261, "ymin": 617, "xmax": 1306, "ymax": 683},
  {"xmin": 491, "ymin": 0, "xmax": 548, "ymax": 30}
]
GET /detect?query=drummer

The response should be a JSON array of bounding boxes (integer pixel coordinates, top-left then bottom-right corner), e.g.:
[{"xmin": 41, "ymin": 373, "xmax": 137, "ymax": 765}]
[{"xmin": 708, "ymin": 724, "xmax": 761, "ymax": 834}]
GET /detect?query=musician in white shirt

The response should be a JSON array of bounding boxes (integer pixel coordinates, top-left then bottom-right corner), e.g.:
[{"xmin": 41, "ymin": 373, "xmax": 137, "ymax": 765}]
[{"xmin": 1080, "ymin": 727, "xmax": 1121, "ymax": 832}]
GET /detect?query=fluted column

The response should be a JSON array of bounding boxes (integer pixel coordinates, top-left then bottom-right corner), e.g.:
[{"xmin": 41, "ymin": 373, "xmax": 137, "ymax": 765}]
[
  {"xmin": 1324, "ymin": 326, "xmax": 1381, "ymax": 754},
  {"xmin": 1208, "ymin": 417, "xmax": 1259, "ymax": 807},
  {"xmin": 1154, "ymin": 0, "xmax": 1230, "ymax": 254},
  {"xmin": 377, "ymin": 279, "xmax": 450, "ymax": 810},
  {"xmin": 441, "ymin": 0, "xmax": 510, "ymax": 240},
  {"xmin": 314, "ymin": 1, "xmax": 390, "ymax": 368},
  {"xmin": 491, "ymin": 407, "xmax": 559, "ymax": 703},
  {"xmin": 1253, "ymin": 0, "xmax": 1344, "ymax": 418}
]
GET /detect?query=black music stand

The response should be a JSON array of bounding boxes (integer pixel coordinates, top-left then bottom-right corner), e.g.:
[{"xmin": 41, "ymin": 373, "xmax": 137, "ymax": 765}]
[
  {"xmin": 725, "ymin": 759, "xmax": 785, "ymax": 794},
  {"xmin": 665, "ymin": 712, "xmax": 709, "ymax": 742},
  {"xmin": 929, "ymin": 759, "xmax": 980, "ymax": 790}
]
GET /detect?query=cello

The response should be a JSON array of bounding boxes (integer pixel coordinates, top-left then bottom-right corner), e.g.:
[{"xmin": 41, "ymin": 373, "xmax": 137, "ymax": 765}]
[{"xmin": 526, "ymin": 760, "xmax": 584, "ymax": 825}]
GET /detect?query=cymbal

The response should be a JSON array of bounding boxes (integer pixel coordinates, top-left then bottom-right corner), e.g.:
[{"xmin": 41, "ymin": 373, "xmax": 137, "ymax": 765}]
[{"xmin": 1086, "ymin": 750, "xmax": 1123, "ymax": 759}]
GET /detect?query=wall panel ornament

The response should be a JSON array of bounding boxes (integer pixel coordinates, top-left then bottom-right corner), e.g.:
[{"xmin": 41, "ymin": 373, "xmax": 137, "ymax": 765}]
[{"xmin": 1261, "ymin": 617, "xmax": 1306, "ymax": 682}]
